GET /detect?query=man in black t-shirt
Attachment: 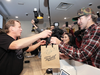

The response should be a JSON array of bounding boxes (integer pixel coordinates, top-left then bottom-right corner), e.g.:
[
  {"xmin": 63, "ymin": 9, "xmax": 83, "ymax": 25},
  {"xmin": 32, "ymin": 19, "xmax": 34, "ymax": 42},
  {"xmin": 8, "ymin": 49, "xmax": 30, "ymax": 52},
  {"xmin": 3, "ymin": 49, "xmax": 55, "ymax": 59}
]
[{"xmin": 0, "ymin": 19, "xmax": 52, "ymax": 75}]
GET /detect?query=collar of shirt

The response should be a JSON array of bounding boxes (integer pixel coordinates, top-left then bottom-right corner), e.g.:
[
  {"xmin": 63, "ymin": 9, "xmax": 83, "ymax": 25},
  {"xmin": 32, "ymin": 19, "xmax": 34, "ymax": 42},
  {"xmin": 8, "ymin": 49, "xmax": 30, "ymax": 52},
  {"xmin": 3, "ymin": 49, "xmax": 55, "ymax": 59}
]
[{"xmin": 84, "ymin": 24, "xmax": 97, "ymax": 34}]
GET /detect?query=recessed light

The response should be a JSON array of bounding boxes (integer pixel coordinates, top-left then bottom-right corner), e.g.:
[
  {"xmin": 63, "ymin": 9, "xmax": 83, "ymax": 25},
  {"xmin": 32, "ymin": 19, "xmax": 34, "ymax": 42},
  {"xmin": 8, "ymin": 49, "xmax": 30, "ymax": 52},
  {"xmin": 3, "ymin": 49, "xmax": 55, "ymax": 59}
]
[
  {"xmin": 89, "ymin": 3, "xmax": 92, "ymax": 6},
  {"xmin": 15, "ymin": 16, "xmax": 18, "ymax": 18},
  {"xmin": 64, "ymin": 17, "xmax": 69, "ymax": 19},
  {"xmin": 64, "ymin": 17, "xmax": 67, "ymax": 19},
  {"xmin": 6, "ymin": 0, "xmax": 11, "ymax": 2},
  {"xmin": 34, "ymin": 8, "xmax": 37, "ymax": 11},
  {"xmin": 48, "ymin": 16, "xmax": 50, "ymax": 18},
  {"xmin": 97, "ymin": 11, "xmax": 99, "ymax": 13}
]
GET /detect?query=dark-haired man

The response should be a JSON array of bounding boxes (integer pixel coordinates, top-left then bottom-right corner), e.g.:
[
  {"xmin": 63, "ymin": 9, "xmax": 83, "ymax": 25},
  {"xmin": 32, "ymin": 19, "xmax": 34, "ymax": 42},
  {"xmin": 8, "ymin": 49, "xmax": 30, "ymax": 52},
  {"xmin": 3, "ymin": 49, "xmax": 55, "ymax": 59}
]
[{"xmin": 51, "ymin": 7, "xmax": 100, "ymax": 69}]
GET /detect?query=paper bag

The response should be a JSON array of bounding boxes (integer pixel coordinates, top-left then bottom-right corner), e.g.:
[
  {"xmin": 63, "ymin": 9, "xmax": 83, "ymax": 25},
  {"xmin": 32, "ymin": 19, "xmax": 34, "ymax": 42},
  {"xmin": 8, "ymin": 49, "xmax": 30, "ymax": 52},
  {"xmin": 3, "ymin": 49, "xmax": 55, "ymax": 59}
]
[{"xmin": 41, "ymin": 45, "xmax": 60, "ymax": 69}]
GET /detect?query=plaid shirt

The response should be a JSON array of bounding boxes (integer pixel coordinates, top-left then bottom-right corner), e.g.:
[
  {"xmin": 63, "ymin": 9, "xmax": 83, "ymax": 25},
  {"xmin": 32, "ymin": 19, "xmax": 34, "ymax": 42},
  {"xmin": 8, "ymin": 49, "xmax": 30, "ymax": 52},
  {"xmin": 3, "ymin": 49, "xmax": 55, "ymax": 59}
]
[{"xmin": 59, "ymin": 24, "xmax": 100, "ymax": 68}]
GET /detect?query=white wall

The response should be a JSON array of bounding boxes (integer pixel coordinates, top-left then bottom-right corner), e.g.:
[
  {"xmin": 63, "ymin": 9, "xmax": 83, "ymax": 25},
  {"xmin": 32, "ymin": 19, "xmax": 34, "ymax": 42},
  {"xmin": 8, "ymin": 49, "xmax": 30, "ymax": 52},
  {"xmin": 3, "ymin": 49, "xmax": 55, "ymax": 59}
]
[
  {"xmin": 20, "ymin": 21, "xmax": 78, "ymax": 38},
  {"xmin": 20, "ymin": 21, "xmax": 53, "ymax": 38},
  {"xmin": 20, "ymin": 21, "xmax": 34, "ymax": 38},
  {"xmin": 20, "ymin": 21, "xmax": 63, "ymax": 38}
]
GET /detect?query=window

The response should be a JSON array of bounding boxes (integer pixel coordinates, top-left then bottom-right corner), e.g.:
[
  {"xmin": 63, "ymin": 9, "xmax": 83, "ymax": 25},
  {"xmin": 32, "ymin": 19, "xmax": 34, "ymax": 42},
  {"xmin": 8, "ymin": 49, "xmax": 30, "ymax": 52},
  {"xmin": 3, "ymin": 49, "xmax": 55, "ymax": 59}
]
[{"xmin": 0, "ymin": 14, "xmax": 3, "ymax": 29}]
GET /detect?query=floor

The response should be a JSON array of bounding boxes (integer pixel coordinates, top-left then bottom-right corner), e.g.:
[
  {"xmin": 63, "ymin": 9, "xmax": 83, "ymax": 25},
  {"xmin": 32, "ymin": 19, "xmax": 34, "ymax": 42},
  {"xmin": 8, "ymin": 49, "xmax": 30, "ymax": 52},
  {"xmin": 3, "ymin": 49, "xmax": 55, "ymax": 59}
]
[{"xmin": 20, "ymin": 53, "xmax": 54, "ymax": 75}]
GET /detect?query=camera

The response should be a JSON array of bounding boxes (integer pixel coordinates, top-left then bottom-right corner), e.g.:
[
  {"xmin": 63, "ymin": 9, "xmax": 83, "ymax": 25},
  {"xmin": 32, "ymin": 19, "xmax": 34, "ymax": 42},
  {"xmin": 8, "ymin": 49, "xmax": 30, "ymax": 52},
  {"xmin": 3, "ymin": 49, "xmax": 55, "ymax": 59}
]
[
  {"xmin": 74, "ymin": 22, "xmax": 77, "ymax": 25},
  {"xmin": 66, "ymin": 22, "xmax": 68, "ymax": 27},
  {"xmin": 34, "ymin": 18, "xmax": 39, "ymax": 24},
  {"xmin": 41, "ymin": 27, "xmax": 64, "ymax": 45}
]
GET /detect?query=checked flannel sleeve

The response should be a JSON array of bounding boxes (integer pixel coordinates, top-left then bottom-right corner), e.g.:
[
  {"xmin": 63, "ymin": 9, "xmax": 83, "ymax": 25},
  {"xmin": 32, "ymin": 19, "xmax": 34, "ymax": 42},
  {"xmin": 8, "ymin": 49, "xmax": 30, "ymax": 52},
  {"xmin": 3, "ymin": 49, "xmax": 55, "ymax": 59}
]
[{"xmin": 59, "ymin": 24, "xmax": 100, "ymax": 68}]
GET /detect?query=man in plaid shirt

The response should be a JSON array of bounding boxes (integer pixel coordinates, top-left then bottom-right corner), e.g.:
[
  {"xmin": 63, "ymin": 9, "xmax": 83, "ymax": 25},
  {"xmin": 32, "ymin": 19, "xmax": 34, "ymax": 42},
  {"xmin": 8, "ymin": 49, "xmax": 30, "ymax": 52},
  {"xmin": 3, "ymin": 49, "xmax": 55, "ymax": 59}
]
[{"xmin": 51, "ymin": 7, "xmax": 100, "ymax": 68}]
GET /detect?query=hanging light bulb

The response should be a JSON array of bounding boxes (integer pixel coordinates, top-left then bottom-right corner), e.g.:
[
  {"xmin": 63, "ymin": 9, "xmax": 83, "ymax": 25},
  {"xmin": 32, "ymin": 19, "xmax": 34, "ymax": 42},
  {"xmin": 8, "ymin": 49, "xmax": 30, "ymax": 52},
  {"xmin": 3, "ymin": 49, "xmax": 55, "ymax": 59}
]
[
  {"xmin": 37, "ymin": 9, "xmax": 44, "ymax": 19},
  {"xmin": 37, "ymin": 0, "xmax": 44, "ymax": 19}
]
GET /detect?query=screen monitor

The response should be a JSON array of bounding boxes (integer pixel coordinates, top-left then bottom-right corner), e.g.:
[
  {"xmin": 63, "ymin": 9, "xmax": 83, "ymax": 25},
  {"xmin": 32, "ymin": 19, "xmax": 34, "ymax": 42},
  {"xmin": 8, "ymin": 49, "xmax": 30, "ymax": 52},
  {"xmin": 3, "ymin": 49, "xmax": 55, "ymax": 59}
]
[{"xmin": 60, "ymin": 69, "xmax": 70, "ymax": 75}]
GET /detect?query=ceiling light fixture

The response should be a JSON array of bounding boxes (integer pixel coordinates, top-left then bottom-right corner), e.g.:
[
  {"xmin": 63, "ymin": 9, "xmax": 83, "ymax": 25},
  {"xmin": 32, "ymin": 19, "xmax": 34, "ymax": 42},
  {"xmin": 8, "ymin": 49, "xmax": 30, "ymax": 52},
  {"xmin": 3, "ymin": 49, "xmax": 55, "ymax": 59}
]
[
  {"xmin": 89, "ymin": 3, "xmax": 92, "ymax": 6},
  {"xmin": 15, "ymin": 16, "xmax": 18, "ymax": 18},
  {"xmin": 6, "ymin": 0, "xmax": 11, "ymax": 2},
  {"xmin": 97, "ymin": 11, "xmax": 100, "ymax": 17},
  {"xmin": 64, "ymin": 17, "xmax": 67, "ymax": 19},
  {"xmin": 37, "ymin": 0, "xmax": 44, "ymax": 19}
]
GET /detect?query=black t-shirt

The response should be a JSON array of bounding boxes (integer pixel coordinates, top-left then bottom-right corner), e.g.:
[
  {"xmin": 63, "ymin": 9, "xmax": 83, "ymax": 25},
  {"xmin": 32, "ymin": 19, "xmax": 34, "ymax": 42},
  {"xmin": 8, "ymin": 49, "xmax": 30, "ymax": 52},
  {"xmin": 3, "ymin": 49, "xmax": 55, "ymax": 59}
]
[{"xmin": 0, "ymin": 32, "xmax": 28, "ymax": 75}]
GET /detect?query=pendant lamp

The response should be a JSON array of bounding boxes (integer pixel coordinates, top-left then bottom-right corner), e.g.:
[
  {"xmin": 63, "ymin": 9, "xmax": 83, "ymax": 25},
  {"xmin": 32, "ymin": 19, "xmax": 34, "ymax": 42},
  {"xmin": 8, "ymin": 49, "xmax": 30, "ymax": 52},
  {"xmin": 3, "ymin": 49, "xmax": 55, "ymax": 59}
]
[{"xmin": 37, "ymin": 0, "xmax": 44, "ymax": 19}]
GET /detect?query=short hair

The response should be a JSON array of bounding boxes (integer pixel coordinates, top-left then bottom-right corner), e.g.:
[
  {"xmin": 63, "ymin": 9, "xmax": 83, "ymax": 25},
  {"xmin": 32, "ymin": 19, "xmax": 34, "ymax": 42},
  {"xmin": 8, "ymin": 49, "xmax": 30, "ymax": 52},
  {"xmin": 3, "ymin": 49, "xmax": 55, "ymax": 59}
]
[
  {"xmin": 91, "ymin": 14, "xmax": 98, "ymax": 23},
  {"xmin": 4, "ymin": 19, "xmax": 20, "ymax": 33},
  {"xmin": 85, "ymin": 14, "xmax": 98, "ymax": 23},
  {"xmin": 50, "ymin": 25, "xmax": 55, "ymax": 27}
]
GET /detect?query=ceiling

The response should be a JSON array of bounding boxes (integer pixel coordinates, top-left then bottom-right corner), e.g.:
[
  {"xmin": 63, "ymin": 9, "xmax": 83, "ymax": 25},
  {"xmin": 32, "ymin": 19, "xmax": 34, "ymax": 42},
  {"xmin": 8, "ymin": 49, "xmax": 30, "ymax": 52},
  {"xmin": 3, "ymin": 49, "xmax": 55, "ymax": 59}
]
[{"xmin": 0, "ymin": 0, "xmax": 100, "ymax": 25}]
